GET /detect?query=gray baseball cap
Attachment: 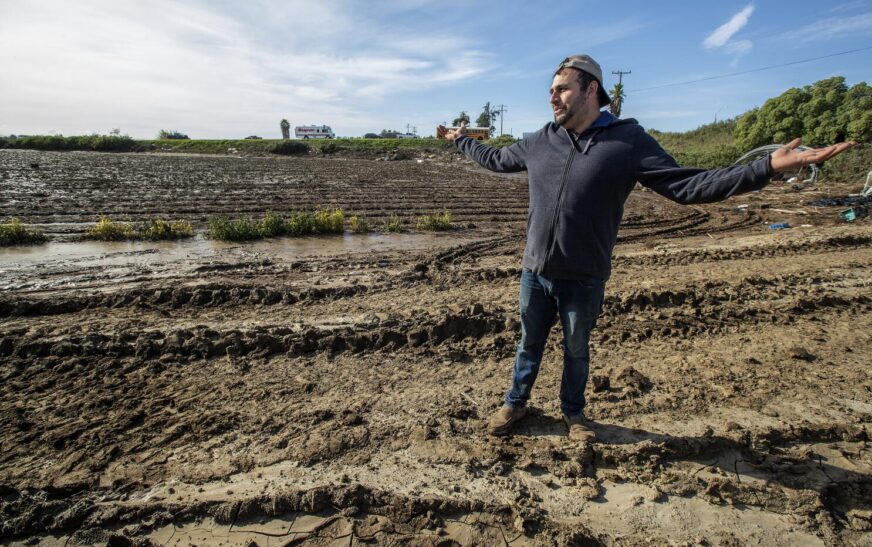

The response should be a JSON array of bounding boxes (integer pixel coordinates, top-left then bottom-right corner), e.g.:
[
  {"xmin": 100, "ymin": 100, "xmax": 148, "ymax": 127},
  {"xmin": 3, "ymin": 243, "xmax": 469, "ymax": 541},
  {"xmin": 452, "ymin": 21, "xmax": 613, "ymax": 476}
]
[{"xmin": 556, "ymin": 54, "xmax": 611, "ymax": 107}]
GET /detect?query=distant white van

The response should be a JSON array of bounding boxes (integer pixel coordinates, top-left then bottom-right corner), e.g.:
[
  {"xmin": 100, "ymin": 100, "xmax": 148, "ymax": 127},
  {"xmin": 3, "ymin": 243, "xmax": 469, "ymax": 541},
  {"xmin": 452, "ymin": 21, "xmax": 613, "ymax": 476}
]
[{"xmin": 295, "ymin": 125, "xmax": 335, "ymax": 139}]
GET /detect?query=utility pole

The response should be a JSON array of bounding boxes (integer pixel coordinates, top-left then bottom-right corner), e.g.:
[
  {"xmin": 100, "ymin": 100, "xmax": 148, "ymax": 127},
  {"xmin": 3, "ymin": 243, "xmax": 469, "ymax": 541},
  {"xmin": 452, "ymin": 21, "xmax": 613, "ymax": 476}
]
[
  {"xmin": 611, "ymin": 70, "xmax": 631, "ymax": 85},
  {"xmin": 610, "ymin": 71, "xmax": 631, "ymax": 117},
  {"xmin": 493, "ymin": 104, "xmax": 508, "ymax": 136}
]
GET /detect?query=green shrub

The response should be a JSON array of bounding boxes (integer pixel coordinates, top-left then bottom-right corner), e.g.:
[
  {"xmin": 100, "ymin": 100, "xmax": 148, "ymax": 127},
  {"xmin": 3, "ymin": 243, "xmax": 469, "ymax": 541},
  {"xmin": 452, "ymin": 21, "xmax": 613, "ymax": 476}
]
[
  {"xmin": 88, "ymin": 216, "xmax": 135, "ymax": 240},
  {"xmin": 486, "ymin": 135, "xmax": 519, "ymax": 148},
  {"xmin": 208, "ymin": 209, "xmax": 347, "ymax": 240},
  {"xmin": 286, "ymin": 212, "xmax": 316, "ymax": 236},
  {"xmin": 734, "ymin": 77, "xmax": 871, "ymax": 150},
  {"xmin": 257, "ymin": 211, "xmax": 285, "ymax": 237},
  {"xmin": 383, "ymin": 214, "xmax": 406, "ymax": 233},
  {"xmin": 669, "ymin": 145, "xmax": 741, "ymax": 169},
  {"xmin": 313, "ymin": 209, "xmax": 344, "ymax": 233},
  {"xmin": 0, "ymin": 219, "xmax": 47, "ymax": 246},
  {"xmin": 207, "ymin": 217, "xmax": 260, "ymax": 241},
  {"xmin": 821, "ymin": 142, "xmax": 872, "ymax": 183},
  {"xmin": 270, "ymin": 140, "xmax": 310, "ymax": 155},
  {"xmin": 157, "ymin": 130, "xmax": 189, "ymax": 140},
  {"xmin": 649, "ymin": 119, "xmax": 741, "ymax": 168},
  {"xmin": 87, "ymin": 216, "xmax": 195, "ymax": 241},
  {"xmin": 416, "ymin": 211, "xmax": 453, "ymax": 231},
  {"xmin": 320, "ymin": 142, "xmax": 339, "ymax": 155},
  {"xmin": 0, "ymin": 134, "xmax": 140, "ymax": 152},
  {"xmin": 139, "ymin": 219, "xmax": 194, "ymax": 241},
  {"xmin": 349, "ymin": 215, "xmax": 371, "ymax": 233}
]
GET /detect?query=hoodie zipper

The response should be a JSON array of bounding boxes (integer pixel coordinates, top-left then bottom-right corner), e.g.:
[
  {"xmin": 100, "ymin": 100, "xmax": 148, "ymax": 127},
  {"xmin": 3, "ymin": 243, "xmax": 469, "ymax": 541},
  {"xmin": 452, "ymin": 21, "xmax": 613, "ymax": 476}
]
[
  {"xmin": 541, "ymin": 127, "xmax": 604, "ymax": 268},
  {"xmin": 542, "ymin": 145, "xmax": 576, "ymax": 266}
]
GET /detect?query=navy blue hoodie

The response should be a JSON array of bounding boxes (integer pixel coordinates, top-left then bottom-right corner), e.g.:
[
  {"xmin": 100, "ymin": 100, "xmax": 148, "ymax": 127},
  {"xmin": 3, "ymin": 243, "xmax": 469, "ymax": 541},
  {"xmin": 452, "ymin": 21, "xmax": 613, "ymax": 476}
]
[{"xmin": 456, "ymin": 112, "xmax": 773, "ymax": 280}]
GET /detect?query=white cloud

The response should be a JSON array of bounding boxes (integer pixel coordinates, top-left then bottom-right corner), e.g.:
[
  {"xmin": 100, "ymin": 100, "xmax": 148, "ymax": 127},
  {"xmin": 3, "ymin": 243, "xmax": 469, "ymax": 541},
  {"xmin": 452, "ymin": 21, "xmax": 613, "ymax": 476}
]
[
  {"xmin": 724, "ymin": 40, "xmax": 753, "ymax": 56},
  {"xmin": 829, "ymin": 0, "xmax": 870, "ymax": 13},
  {"xmin": 703, "ymin": 4, "xmax": 755, "ymax": 49},
  {"xmin": 0, "ymin": 0, "xmax": 491, "ymax": 137},
  {"xmin": 780, "ymin": 12, "xmax": 872, "ymax": 42}
]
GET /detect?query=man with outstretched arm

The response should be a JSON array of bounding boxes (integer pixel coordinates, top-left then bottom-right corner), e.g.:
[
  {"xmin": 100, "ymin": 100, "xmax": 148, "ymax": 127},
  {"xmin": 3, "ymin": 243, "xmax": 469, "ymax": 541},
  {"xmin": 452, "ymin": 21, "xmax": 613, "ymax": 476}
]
[{"xmin": 437, "ymin": 54, "xmax": 855, "ymax": 442}]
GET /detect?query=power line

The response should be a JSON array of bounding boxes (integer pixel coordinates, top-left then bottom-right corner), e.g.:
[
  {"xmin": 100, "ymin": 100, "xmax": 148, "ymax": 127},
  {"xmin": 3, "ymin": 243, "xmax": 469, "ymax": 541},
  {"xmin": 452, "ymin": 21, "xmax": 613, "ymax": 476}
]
[
  {"xmin": 612, "ymin": 70, "xmax": 631, "ymax": 85},
  {"xmin": 629, "ymin": 46, "xmax": 872, "ymax": 93}
]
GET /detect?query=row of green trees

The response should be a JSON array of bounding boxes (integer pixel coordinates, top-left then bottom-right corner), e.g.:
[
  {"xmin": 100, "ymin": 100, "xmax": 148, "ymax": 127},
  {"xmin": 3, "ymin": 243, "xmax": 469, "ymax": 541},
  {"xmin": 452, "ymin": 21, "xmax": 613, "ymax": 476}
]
[
  {"xmin": 734, "ymin": 77, "xmax": 871, "ymax": 150},
  {"xmin": 452, "ymin": 102, "xmax": 501, "ymax": 130}
]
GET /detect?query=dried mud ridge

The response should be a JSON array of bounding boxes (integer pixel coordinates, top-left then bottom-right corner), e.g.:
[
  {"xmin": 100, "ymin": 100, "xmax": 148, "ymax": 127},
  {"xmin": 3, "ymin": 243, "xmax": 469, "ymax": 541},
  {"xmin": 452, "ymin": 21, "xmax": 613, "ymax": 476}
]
[
  {"xmin": 1, "ymin": 421, "xmax": 869, "ymax": 544},
  {"xmin": 1, "ymin": 483, "xmax": 603, "ymax": 545},
  {"xmin": 3, "ymin": 270, "xmax": 870, "ymax": 363}
]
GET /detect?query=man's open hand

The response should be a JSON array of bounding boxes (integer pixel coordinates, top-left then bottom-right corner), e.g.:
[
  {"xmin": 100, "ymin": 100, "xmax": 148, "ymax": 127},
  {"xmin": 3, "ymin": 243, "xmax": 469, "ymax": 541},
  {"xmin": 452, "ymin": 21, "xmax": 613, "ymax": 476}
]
[
  {"xmin": 436, "ymin": 121, "xmax": 468, "ymax": 141},
  {"xmin": 770, "ymin": 138, "xmax": 856, "ymax": 173}
]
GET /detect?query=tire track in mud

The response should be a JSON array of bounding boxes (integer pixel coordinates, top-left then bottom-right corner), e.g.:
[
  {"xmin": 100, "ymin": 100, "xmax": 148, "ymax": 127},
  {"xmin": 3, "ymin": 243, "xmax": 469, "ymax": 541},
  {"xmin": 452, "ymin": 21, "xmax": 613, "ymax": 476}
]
[
  {"xmin": 614, "ymin": 232, "xmax": 872, "ymax": 268},
  {"xmin": 2, "ymin": 272, "xmax": 869, "ymax": 366},
  {"xmin": 8, "ymin": 229, "xmax": 865, "ymax": 320},
  {"xmin": 0, "ymin": 482, "xmax": 602, "ymax": 545},
  {"xmin": 1, "ymin": 417, "xmax": 867, "ymax": 544},
  {"xmin": 3, "ymin": 273, "xmax": 866, "ymax": 488}
]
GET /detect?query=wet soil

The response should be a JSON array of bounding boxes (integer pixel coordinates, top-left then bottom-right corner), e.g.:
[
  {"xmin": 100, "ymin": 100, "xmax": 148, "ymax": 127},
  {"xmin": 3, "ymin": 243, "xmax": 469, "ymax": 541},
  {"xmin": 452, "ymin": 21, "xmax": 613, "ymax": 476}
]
[{"xmin": 1, "ymin": 149, "xmax": 870, "ymax": 545}]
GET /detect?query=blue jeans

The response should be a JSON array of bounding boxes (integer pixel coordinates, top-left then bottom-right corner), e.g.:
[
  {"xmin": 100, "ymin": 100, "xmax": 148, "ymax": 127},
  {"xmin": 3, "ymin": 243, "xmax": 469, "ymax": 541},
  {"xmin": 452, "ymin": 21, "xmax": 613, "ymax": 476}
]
[{"xmin": 505, "ymin": 269, "xmax": 605, "ymax": 417}]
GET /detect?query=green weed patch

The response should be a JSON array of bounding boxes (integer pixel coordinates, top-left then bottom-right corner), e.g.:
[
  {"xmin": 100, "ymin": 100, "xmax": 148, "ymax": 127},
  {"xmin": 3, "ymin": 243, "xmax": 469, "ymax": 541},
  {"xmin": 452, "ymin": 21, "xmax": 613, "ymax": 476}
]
[
  {"xmin": 349, "ymin": 215, "xmax": 372, "ymax": 234},
  {"xmin": 139, "ymin": 219, "xmax": 194, "ymax": 241},
  {"xmin": 0, "ymin": 219, "xmax": 47, "ymax": 246},
  {"xmin": 88, "ymin": 216, "xmax": 135, "ymax": 241},
  {"xmin": 383, "ymin": 214, "xmax": 406, "ymax": 233},
  {"xmin": 208, "ymin": 210, "xmax": 346, "ymax": 241},
  {"xmin": 416, "ymin": 211, "xmax": 453, "ymax": 231},
  {"xmin": 88, "ymin": 216, "xmax": 194, "ymax": 241}
]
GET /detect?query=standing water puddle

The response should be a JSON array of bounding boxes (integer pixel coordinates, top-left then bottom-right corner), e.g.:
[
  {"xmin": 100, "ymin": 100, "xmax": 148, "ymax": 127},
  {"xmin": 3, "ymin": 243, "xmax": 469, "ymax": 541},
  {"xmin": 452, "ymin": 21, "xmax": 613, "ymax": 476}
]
[{"xmin": 0, "ymin": 232, "xmax": 475, "ymax": 292}]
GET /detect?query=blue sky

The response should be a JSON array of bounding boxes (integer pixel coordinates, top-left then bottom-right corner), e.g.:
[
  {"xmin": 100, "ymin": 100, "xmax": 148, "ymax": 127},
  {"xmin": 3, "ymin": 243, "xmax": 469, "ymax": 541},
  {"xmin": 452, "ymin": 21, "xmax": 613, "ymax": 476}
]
[{"xmin": 1, "ymin": 0, "xmax": 870, "ymax": 139}]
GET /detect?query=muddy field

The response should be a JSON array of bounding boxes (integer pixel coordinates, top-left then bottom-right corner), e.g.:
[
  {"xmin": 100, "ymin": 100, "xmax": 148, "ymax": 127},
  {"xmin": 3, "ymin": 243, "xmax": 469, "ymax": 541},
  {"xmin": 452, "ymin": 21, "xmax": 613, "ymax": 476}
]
[{"xmin": 1, "ymin": 148, "xmax": 871, "ymax": 546}]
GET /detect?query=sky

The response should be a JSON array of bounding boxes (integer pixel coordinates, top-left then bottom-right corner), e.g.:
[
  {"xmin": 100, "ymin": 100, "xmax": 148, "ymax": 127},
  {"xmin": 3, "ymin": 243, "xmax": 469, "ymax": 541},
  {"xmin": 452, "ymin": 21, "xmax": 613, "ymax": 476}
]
[{"xmin": 1, "ymin": 0, "xmax": 870, "ymax": 139}]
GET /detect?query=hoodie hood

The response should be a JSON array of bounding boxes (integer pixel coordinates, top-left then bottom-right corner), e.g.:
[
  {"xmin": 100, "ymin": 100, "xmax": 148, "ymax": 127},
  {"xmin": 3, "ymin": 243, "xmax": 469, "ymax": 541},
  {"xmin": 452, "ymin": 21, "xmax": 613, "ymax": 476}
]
[{"xmin": 567, "ymin": 111, "xmax": 636, "ymax": 154}]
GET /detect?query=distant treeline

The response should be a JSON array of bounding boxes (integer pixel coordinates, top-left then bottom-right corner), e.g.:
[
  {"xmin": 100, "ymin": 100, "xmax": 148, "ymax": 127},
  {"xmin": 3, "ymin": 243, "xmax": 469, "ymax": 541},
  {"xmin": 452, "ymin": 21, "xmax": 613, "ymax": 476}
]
[
  {"xmin": 0, "ymin": 134, "xmax": 141, "ymax": 152},
  {"xmin": 0, "ymin": 135, "xmax": 458, "ymax": 156},
  {"xmin": 651, "ymin": 118, "xmax": 869, "ymax": 184}
]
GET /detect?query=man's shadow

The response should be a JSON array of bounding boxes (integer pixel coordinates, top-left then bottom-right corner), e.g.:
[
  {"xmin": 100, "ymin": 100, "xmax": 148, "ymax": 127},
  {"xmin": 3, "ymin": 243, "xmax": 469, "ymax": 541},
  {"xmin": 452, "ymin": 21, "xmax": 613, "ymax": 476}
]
[{"xmin": 509, "ymin": 408, "xmax": 872, "ymax": 515}]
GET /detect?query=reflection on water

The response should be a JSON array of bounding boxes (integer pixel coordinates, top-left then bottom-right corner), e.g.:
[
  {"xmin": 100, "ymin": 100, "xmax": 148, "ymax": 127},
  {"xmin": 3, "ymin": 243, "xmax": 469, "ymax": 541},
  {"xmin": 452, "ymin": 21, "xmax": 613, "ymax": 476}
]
[{"xmin": 0, "ymin": 232, "xmax": 468, "ymax": 268}]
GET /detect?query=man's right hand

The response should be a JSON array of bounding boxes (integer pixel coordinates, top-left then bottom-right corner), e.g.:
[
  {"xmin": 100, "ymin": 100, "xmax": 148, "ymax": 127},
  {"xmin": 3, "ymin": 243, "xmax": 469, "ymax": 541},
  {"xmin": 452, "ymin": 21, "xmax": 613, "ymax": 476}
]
[{"xmin": 437, "ymin": 121, "xmax": 468, "ymax": 141}]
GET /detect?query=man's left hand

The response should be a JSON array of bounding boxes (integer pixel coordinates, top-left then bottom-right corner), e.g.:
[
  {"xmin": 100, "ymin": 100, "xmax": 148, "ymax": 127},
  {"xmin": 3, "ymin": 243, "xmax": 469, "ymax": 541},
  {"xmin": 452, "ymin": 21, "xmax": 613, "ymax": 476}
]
[{"xmin": 770, "ymin": 138, "xmax": 856, "ymax": 173}]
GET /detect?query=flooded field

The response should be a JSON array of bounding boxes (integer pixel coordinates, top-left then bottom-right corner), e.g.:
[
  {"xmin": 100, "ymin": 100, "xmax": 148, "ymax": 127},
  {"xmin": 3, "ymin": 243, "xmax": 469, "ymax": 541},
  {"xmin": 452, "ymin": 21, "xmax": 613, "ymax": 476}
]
[{"xmin": 1, "ymin": 149, "xmax": 870, "ymax": 545}]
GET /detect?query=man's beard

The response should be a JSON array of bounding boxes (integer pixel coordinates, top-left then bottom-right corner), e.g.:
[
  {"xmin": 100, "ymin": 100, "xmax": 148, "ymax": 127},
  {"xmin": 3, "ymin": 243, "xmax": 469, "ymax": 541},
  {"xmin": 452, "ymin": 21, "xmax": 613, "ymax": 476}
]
[{"xmin": 554, "ymin": 94, "xmax": 587, "ymax": 126}]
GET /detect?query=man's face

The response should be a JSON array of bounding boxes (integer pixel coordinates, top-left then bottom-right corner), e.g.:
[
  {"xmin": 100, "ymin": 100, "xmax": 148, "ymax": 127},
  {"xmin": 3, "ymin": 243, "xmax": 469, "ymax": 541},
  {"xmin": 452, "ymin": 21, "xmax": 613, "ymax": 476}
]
[{"xmin": 550, "ymin": 69, "xmax": 591, "ymax": 127}]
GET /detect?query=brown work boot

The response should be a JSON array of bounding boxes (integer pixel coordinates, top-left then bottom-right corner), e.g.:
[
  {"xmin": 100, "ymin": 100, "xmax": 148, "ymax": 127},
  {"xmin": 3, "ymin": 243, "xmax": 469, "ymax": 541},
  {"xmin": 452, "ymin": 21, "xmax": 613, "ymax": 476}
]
[
  {"xmin": 564, "ymin": 413, "xmax": 596, "ymax": 443},
  {"xmin": 488, "ymin": 404, "xmax": 527, "ymax": 436}
]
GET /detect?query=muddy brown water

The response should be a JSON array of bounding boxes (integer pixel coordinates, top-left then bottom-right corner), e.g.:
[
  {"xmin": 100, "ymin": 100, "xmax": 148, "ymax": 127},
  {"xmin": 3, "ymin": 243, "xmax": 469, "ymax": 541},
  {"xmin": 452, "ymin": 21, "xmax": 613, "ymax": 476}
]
[
  {"xmin": 0, "ymin": 232, "xmax": 473, "ymax": 291},
  {"xmin": 1, "ymin": 149, "xmax": 870, "ymax": 545}
]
